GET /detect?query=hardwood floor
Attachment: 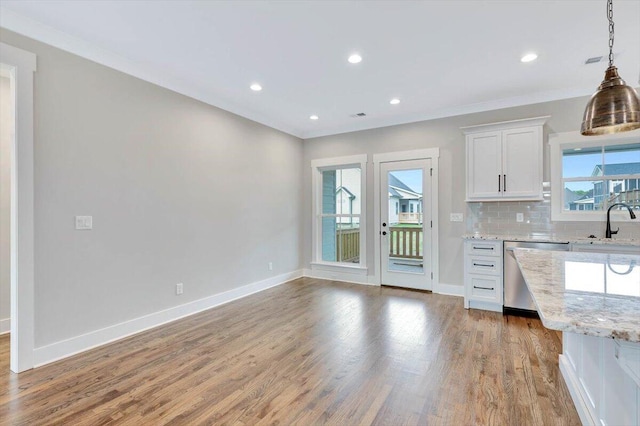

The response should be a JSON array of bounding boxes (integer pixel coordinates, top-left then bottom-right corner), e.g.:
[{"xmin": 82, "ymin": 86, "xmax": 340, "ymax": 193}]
[{"xmin": 0, "ymin": 278, "xmax": 579, "ymax": 425}]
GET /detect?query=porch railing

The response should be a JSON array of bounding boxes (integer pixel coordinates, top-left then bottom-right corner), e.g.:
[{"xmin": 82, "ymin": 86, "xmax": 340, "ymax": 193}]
[
  {"xmin": 337, "ymin": 228, "xmax": 360, "ymax": 262},
  {"xmin": 389, "ymin": 227, "xmax": 423, "ymax": 259}
]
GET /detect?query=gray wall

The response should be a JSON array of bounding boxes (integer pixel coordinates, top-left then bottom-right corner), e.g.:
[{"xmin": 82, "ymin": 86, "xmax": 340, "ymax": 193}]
[
  {"xmin": 302, "ymin": 96, "xmax": 602, "ymax": 287},
  {"xmin": 0, "ymin": 76, "xmax": 10, "ymax": 330},
  {"xmin": 0, "ymin": 29, "xmax": 304, "ymax": 348}
]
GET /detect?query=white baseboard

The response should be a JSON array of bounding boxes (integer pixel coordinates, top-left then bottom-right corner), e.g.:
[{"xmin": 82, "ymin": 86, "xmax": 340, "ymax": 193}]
[
  {"xmin": 33, "ymin": 270, "xmax": 303, "ymax": 367},
  {"xmin": 302, "ymin": 268, "xmax": 376, "ymax": 286},
  {"xmin": 0, "ymin": 318, "xmax": 10, "ymax": 335},
  {"xmin": 435, "ymin": 282, "xmax": 464, "ymax": 297},
  {"xmin": 559, "ymin": 354, "xmax": 596, "ymax": 426}
]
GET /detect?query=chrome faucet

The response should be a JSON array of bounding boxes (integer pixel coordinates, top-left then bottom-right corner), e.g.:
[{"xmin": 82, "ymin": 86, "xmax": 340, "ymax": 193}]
[{"xmin": 605, "ymin": 202, "xmax": 637, "ymax": 238}]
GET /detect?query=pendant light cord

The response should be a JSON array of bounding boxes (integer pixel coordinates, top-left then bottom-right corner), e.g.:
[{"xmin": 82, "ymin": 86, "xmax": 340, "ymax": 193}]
[{"xmin": 608, "ymin": 0, "xmax": 615, "ymax": 67}]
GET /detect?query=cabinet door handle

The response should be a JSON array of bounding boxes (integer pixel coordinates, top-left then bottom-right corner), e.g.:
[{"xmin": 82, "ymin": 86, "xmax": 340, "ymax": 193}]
[
  {"xmin": 498, "ymin": 174, "xmax": 501, "ymax": 192},
  {"xmin": 473, "ymin": 285, "xmax": 495, "ymax": 291},
  {"xmin": 503, "ymin": 174, "xmax": 506, "ymax": 192},
  {"xmin": 472, "ymin": 246, "xmax": 494, "ymax": 251},
  {"xmin": 473, "ymin": 262, "xmax": 495, "ymax": 268}
]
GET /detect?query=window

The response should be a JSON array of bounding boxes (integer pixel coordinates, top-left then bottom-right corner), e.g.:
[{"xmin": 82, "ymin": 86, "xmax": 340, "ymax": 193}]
[
  {"xmin": 311, "ymin": 155, "xmax": 367, "ymax": 270},
  {"xmin": 550, "ymin": 131, "xmax": 640, "ymax": 221}
]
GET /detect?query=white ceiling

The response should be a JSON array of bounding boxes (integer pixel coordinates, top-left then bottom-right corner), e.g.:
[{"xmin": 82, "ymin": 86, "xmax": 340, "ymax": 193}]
[{"xmin": 1, "ymin": 1, "xmax": 639, "ymax": 139}]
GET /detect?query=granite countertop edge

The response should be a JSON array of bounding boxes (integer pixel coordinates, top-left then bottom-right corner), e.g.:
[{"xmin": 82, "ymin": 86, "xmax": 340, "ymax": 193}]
[{"xmin": 463, "ymin": 233, "xmax": 639, "ymax": 246}]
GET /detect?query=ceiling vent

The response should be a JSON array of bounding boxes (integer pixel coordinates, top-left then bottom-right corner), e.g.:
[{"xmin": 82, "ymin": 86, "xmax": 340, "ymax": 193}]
[
  {"xmin": 350, "ymin": 112, "xmax": 367, "ymax": 118},
  {"xmin": 585, "ymin": 56, "xmax": 604, "ymax": 64}
]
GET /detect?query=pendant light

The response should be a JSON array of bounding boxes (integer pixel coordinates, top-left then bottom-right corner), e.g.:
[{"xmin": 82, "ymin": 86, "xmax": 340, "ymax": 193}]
[{"xmin": 581, "ymin": 0, "xmax": 640, "ymax": 135}]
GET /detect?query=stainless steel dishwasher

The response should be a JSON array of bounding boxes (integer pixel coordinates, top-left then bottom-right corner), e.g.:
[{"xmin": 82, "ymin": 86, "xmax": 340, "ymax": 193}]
[{"xmin": 503, "ymin": 240, "xmax": 570, "ymax": 317}]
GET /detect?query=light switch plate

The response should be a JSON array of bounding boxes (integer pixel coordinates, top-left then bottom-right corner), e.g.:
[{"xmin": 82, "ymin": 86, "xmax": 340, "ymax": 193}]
[
  {"xmin": 75, "ymin": 216, "xmax": 93, "ymax": 230},
  {"xmin": 450, "ymin": 213, "xmax": 464, "ymax": 222},
  {"xmin": 516, "ymin": 213, "xmax": 524, "ymax": 223}
]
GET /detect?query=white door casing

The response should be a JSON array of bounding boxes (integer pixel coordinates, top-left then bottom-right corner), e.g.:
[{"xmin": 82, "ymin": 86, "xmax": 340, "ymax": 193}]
[{"xmin": 1, "ymin": 42, "xmax": 37, "ymax": 373}]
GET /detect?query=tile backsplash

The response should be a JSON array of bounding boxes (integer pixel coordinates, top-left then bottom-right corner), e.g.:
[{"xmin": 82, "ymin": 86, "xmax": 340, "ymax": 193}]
[{"xmin": 466, "ymin": 199, "xmax": 640, "ymax": 239}]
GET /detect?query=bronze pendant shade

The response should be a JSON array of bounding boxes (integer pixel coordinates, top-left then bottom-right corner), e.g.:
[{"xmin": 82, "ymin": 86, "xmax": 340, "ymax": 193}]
[
  {"xmin": 581, "ymin": 66, "xmax": 640, "ymax": 135},
  {"xmin": 581, "ymin": 0, "xmax": 640, "ymax": 136}
]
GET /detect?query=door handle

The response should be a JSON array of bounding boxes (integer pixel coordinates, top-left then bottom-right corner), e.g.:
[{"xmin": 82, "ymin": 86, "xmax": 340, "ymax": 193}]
[
  {"xmin": 503, "ymin": 174, "xmax": 506, "ymax": 192},
  {"xmin": 498, "ymin": 175, "xmax": 501, "ymax": 192}
]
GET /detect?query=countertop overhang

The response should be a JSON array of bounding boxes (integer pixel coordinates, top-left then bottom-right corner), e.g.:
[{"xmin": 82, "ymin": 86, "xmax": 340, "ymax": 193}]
[{"xmin": 512, "ymin": 248, "xmax": 640, "ymax": 342}]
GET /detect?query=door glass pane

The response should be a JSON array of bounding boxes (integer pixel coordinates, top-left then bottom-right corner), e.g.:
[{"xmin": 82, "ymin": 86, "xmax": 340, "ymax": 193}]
[{"xmin": 387, "ymin": 170, "xmax": 423, "ymax": 273}]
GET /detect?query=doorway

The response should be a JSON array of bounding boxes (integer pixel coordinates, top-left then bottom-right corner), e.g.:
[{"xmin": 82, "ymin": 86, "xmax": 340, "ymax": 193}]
[
  {"xmin": 1, "ymin": 42, "xmax": 37, "ymax": 373},
  {"xmin": 373, "ymin": 149, "xmax": 439, "ymax": 291}
]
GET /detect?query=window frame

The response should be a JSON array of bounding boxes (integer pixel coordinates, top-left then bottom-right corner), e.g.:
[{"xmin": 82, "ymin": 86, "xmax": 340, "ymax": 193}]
[
  {"xmin": 550, "ymin": 130, "xmax": 640, "ymax": 222},
  {"xmin": 311, "ymin": 154, "xmax": 368, "ymax": 272}
]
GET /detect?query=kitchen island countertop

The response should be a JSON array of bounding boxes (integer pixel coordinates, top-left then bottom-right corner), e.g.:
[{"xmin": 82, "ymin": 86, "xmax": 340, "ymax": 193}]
[{"xmin": 512, "ymin": 248, "xmax": 640, "ymax": 342}]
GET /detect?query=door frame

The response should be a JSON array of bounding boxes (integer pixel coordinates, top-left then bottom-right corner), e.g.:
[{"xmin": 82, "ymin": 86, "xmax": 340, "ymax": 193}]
[
  {"xmin": 1, "ymin": 43, "xmax": 37, "ymax": 373},
  {"xmin": 373, "ymin": 149, "xmax": 439, "ymax": 290}
]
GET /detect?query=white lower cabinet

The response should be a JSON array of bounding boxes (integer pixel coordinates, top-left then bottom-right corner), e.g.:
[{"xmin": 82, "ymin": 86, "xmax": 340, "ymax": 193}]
[
  {"xmin": 464, "ymin": 239, "xmax": 503, "ymax": 312},
  {"xmin": 561, "ymin": 332, "xmax": 640, "ymax": 425}
]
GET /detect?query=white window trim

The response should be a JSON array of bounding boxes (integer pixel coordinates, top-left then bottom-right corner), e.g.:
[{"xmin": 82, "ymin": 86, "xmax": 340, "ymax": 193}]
[
  {"xmin": 549, "ymin": 130, "xmax": 640, "ymax": 222},
  {"xmin": 311, "ymin": 154, "xmax": 368, "ymax": 273}
]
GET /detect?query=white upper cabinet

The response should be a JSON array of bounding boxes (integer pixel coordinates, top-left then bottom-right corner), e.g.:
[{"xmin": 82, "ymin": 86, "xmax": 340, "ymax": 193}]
[{"xmin": 463, "ymin": 116, "xmax": 549, "ymax": 202}]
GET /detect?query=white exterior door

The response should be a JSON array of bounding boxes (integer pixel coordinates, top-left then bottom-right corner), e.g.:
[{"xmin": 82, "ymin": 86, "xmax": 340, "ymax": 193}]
[{"xmin": 380, "ymin": 159, "xmax": 432, "ymax": 290}]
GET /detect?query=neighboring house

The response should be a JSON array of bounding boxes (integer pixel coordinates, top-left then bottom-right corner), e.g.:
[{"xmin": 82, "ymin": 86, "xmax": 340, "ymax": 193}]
[
  {"xmin": 569, "ymin": 162, "xmax": 640, "ymax": 210},
  {"xmin": 388, "ymin": 173, "xmax": 422, "ymax": 224}
]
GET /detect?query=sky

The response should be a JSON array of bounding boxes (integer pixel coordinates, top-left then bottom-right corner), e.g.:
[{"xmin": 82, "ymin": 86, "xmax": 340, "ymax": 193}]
[{"xmin": 390, "ymin": 169, "xmax": 422, "ymax": 194}]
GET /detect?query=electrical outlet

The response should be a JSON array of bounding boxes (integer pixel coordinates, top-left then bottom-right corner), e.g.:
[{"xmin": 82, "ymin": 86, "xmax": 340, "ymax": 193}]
[
  {"xmin": 75, "ymin": 216, "xmax": 93, "ymax": 230},
  {"xmin": 176, "ymin": 283, "xmax": 183, "ymax": 295},
  {"xmin": 268, "ymin": 262, "xmax": 273, "ymax": 271},
  {"xmin": 516, "ymin": 213, "xmax": 524, "ymax": 222},
  {"xmin": 450, "ymin": 213, "xmax": 463, "ymax": 222}
]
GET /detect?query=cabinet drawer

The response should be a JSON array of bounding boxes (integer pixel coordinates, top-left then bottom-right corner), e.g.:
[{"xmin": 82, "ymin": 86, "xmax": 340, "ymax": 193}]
[
  {"xmin": 466, "ymin": 255, "xmax": 501, "ymax": 275},
  {"xmin": 469, "ymin": 275, "xmax": 500, "ymax": 302},
  {"xmin": 466, "ymin": 240, "xmax": 501, "ymax": 257}
]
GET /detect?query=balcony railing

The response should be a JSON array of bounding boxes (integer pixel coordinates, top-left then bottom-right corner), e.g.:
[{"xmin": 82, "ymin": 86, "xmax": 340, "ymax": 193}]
[{"xmin": 398, "ymin": 213, "xmax": 423, "ymax": 224}]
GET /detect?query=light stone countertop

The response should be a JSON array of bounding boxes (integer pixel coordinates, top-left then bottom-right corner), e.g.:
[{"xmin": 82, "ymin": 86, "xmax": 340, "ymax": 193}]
[
  {"xmin": 512, "ymin": 248, "xmax": 640, "ymax": 342},
  {"xmin": 463, "ymin": 233, "xmax": 639, "ymax": 247}
]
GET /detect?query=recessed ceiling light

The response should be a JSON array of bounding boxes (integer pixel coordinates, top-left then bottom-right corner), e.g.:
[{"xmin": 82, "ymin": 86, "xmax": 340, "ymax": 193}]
[
  {"xmin": 520, "ymin": 53, "xmax": 538, "ymax": 63},
  {"xmin": 348, "ymin": 53, "xmax": 362, "ymax": 64},
  {"xmin": 310, "ymin": 115, "xmax": 319, "ymax": 120},
  {"xmin": 250, "ymin": 83, "xmax": 262, "ymax": 91},
  {"xmin": 390, "ymin": 98, "xmax": 400, "ymax": 105}
]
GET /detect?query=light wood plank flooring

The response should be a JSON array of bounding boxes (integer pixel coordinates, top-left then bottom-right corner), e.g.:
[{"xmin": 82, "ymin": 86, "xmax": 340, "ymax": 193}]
[{"xmin": 0, "ymin": 278, "xmax": 579, "ymax": 425}]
